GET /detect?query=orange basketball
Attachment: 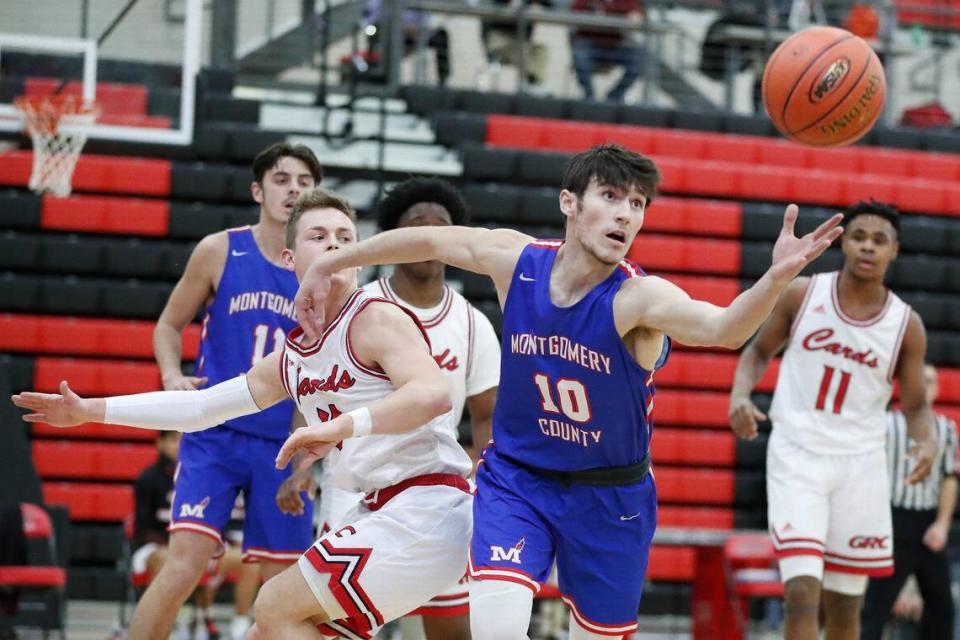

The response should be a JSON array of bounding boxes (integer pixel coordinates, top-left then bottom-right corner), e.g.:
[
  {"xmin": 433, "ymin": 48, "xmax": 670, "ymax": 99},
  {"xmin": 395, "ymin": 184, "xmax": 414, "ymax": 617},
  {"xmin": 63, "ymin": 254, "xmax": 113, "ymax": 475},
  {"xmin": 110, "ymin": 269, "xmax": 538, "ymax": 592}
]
[{"xmin": 762, "ymin": 26, "xmax": 886, "ymax": 147}]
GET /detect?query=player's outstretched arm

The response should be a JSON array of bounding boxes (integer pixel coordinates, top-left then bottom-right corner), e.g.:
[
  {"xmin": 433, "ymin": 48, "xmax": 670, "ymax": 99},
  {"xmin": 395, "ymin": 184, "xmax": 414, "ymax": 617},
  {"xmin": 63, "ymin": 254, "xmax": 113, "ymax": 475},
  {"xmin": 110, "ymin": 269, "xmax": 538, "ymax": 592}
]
[
  {"xmin": 898, "ymin": 311, "xmax": 939, "ymax": 484},
  {"xmin": 275, "ymin": 302, "xmax": 452, "ymax": 472},
  {"xmin": 623, "ymin": 205, "xmax": 842, "ymax": 349},
  {"xmin": 296, "ymin": 226, "xmax": 531, "ymax": 340},
  {"xmin": 12, "ymin": 352, "xmax": 286, "ymax": 432}
]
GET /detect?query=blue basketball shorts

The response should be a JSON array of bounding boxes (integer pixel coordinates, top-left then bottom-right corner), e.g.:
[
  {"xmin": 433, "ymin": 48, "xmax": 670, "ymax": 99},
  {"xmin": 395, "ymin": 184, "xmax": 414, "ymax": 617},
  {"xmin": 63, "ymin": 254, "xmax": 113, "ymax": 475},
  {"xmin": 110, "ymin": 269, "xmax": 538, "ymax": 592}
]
[
  {"xmin": 170, "ymin": 427, "xmax": 313, "ymax": 563},
  {"xmin": 469, "ymin": 447, "xmax": 657, "ymax": 636}
]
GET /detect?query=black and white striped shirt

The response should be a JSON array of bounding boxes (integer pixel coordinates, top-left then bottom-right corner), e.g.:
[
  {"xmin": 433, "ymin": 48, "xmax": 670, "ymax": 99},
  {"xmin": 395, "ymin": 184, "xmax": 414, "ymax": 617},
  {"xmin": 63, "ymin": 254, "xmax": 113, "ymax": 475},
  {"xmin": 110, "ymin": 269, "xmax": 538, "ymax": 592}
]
[{"xmin": 887, "ymin": 412, "xmax": 959, "ymax": 510}]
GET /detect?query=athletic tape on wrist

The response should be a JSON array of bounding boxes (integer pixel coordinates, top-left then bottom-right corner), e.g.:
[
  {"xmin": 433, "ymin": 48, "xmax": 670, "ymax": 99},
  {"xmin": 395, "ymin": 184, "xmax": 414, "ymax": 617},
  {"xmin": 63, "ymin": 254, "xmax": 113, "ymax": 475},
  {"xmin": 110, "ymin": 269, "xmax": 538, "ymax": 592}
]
[{"xmin": 347, "ymin": 407, "xmax": 373, "ymax": 437}]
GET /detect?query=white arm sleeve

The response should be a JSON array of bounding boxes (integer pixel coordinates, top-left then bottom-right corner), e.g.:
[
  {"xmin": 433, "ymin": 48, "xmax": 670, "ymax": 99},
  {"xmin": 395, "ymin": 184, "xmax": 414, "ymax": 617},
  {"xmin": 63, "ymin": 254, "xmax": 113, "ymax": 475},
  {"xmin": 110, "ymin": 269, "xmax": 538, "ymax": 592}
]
[{"xmin": 103, "ymin": 376, "xmax": 260, "ymax": 432}]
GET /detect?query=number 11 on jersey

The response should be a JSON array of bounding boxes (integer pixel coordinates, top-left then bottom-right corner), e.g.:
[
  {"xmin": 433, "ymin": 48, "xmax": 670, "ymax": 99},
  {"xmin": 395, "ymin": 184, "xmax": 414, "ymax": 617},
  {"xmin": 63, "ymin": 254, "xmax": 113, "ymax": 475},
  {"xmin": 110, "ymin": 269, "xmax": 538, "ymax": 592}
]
[
  {"xmin": 252, "ymin": 324, "xmax": 286, "ymax": 365},
  {"xmin": 815, "ymin": 365, "xmax": 852, "ymax": 414}
]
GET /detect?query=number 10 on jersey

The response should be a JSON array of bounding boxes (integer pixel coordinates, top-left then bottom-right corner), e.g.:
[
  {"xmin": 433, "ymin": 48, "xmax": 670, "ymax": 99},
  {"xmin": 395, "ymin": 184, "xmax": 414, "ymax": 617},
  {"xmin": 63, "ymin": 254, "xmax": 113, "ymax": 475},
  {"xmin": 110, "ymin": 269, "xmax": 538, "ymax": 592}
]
[{"xmin": 534, "ymin": 373, "xmax": 592, "ymax": 423}]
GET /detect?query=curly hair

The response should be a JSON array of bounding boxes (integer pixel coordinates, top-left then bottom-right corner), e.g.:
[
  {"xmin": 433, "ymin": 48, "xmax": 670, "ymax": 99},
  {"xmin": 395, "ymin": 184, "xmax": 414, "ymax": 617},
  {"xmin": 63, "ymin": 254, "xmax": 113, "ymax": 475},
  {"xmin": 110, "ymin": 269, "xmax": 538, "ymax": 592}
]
[
  {"xmin": 377, "ymin": 177, "xmax": 469, "ymax": 231},
  {"xmin": 843, "ymin": 199, "xmax": 900, "ymax": 236}
]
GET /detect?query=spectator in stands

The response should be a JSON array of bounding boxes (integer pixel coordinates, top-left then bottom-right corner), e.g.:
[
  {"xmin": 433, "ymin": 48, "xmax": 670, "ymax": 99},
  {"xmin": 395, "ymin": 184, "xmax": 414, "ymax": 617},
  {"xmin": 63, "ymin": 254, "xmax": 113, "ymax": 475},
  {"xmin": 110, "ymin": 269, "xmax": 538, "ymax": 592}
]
[
  {"xmin": 861, "ymin": 363, "xmax": 957, "ymax": 640},
  {"xmin": 365, "ymin": 0, "xmax": 450, "ymax": 86},
  {"xmin": 569, "ymin": 0, "xmax": 645, "ymax": 102},
  {"xmin": 480, "ymin": 0, "xmax": 551, "ymax": 92}
]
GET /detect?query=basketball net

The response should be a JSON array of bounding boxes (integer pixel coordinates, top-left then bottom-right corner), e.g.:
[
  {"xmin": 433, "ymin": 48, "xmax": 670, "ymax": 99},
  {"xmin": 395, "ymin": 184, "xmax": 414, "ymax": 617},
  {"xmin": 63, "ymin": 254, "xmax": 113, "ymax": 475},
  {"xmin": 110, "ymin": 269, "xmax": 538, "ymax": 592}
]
[{"xmin": 14, "ymin": 95, "xmax": 98, "ymax": 198}]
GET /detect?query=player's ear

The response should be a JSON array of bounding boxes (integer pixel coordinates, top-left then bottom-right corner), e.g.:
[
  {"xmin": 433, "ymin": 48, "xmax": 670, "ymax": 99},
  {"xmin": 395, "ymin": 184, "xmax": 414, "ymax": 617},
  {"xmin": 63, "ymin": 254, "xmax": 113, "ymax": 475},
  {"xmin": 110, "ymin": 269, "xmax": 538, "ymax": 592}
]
[
  {"xmin": 251, "ymin": 181, "xmax": 264, "ymax": 204},
  {"xmin": 281, "ymin": 247, "xmax": 295, "ymax": 271},
  {"xmin": 559, "ymin": 189, "xmax": 577, "ymax": 220}
]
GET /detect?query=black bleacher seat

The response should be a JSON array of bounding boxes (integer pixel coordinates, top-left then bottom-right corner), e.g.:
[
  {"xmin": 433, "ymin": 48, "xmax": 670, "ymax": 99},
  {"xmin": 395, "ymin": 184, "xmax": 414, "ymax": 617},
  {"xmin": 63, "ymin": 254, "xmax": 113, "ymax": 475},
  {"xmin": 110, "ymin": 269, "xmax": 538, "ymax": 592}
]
[
  {"xmin": 433, "ymin": 112, "xmax": 486, "ymax": 148},
  {"xmin": 475, "ymin": 299, "xmax": 502, "ymax": 337},
  {"xmin": 947, "ymin": 261, "xmax": 960, "ymax": 294},
  {"xmin": 923, "ymin": 129, "xmax": 960, "ymax": 153},
  {"xmin": 40, "ymin": 235, "xmax": 103, "ymax": 275},
  {"xmin": 148, "ymin": 87, "xmax": 181, "ymax": 120},
  {"xmin": 102, "ymin": 240, "xmax": 170, "ymax": 279},
  {"xmin": 170, "ymin": 163, "xmax": 233, "ymax": 201},
  {"xmin": 514, "ymin": 94, "xmax": 568, "ymax": 119},
  {"xmin": 401, "ymin": 85, "xmax": 460, "ymax": 116},
  {"xmin": 518, "ymin": 188, "xmax": 561, "ymax": 226},
  {"xmin": 890, "ymin": 255, "xmax": 948, "ymax": 291},
  {"xmin": 735, "ymin": 435, "xmax": 768, "ymax": 469},
  {"xmin": 458, "ymin": 271, "xmax": 498, "ymax": 301},
  {"xmin": 41, "ymin": 276, "xmax": 102, "ymax": 315},
  {"xmin": 618, "ymin": 104, "xmax": 674, "ymax": 128},
  {"xmin": 0, "ymin": 272, "xmax": 40, "ymax": 311},
  {"xmin": 569, "ymin": 100, "xmax": 619, "ymax": 124},
  {"xmin": 462, "ymin": 145, "xmax": 520, "ymax": 181},
  {"xmin": 901, "ymin": 292, "xmax": 947, "ymax": 331},
  {"xmin": 101, "ymin": 280, "xmax": 173, "ymax": 318},
  {"xmin": 460, "ymin": 90, "xmax": 515, "ymax": 115},
  {"xmin": 228, "ymin": 128, "xmax": 285, "ymax": 162},
  {"xmin": 673, "ymin": 109, "xmax": 725, "ymax": 133},
  {"xmin": 462, "ymin": 183, "xmax": 521, "ymax": 223},
  {"xmin": 900, "ymin": 216, "xmax": 951, "ymax": 254},
  {"xmin": 228, "ymin": 169, "xmax": 257, "ymax": 202},
  {"xmin": 518, "ymin": 151, "xmax": 567, "ymax": 186},
  {"xmin": 0, "ymin": 190, "xmax": 42, "ymax": 228},
  {"xmin": 168, "ymin": 203, "xmax": 230, "ymax": 239},
  {"xmin": 723, "ymin": 112, "xmax": 775, "ymax": 136},
  {"xmin": 0, "ymin": 231, "xmax": 40, "ymax": 270},
  {"xmin": 203, "ymin": 95, "xmax": 261, "ymax": 124},
  {"xmin": 872, "ymin": 126, "xmax": 924, "ymax": 150}
]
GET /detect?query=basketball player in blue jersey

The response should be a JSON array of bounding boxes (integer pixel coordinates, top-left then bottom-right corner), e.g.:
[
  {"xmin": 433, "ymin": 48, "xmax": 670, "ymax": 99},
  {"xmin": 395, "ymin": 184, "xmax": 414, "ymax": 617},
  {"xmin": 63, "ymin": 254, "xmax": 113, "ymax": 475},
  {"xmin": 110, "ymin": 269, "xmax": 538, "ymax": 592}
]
[
  {"xmin": 290, "ymin": 144, "xmax": 845, "ymax": 638},
  {"xmin": 140, "ymin": 143, "xmax": 323, "ymax": 639}
]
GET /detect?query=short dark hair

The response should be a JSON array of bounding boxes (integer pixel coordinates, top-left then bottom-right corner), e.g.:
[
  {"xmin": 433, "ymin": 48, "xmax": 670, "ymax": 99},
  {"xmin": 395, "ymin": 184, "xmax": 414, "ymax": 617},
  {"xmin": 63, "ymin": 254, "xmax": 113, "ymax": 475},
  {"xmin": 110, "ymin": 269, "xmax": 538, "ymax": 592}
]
[
  {"xmin": 252, "ymin": 142, "xmax": 323, "ymax": 184},
  {"xmin": 377, "ymin": 177, "xmax": 469, "ymax": 231},
  {"xmin": 561, "ymin": 144, "xmax": 661, "ymax": 205},
  {"xmin": 285, "ymin": 187, "xmax": 357, "ymax": 249},
  {"xmin": 843, "ymin": 199, "xmax": 900, "ymax": 237}
]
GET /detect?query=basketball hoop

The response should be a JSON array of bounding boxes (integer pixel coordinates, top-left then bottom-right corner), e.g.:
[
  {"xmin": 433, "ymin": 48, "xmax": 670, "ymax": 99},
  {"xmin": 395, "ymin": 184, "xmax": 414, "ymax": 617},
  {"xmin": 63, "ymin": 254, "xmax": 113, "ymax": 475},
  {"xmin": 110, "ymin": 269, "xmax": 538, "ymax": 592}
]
[{"xmin": 14, "ymin": 95, "xmax": 98, "ymax": 197}]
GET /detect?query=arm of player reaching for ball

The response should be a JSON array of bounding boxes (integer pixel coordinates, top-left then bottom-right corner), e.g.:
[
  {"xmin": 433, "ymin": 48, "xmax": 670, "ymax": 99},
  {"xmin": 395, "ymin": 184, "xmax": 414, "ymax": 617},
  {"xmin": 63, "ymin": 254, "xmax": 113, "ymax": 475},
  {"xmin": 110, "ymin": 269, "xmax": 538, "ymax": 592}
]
[
  {"xmin": 295, "ymin": 226, "xmax": 532, "ymax": 341},
  {"xmin": 275, "ymin": 302, "xmax": 453, "ymax": 472},
  {"xmin": 621, "ymin": 205, "xmax": 842, "ymax": 349},
  {"xmin": 725, "ymin": 278, "xmax": 807, "ymax": 440},
  {"xmin": 897, "ymin": 311, "xmax": 938, "ymax": 484},
  {"xmin": 11, "ymin": 351, "xmax": 288, "ymax": 432}
]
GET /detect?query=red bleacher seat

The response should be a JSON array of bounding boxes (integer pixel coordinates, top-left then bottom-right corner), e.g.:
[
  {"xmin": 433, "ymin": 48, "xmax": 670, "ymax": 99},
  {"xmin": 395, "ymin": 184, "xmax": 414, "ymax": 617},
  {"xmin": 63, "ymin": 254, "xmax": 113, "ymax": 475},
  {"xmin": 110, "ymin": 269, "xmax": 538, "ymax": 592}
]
[
  {"xmin": 651, "ymin": 130, "xmax": 710, "ymax": 160},
  {"xmin": 43, "ymin": 482, "xmax": 134, "ymax": 521},
  {"xmin": 758, "ymin": 140, "xmax": 812, "ymax": 169},
  {"xmin": 642, "ymin": 197, "xmax": 742, "ymax": 238},
  {"xmin": 655, "ymin": 390, "xmax": 731, "ymax": 428},
  {"xmin": 25, "ymin": 78, "xmax": 148, "ymax": 117},
  {"xmin": 648, "ymin": 545, "xmax": 695, "ymax": 581},
  {"xmin": 0, "ymin": 314, "xmax": 200, "ymax": 359},
  {"xmin": 738, "ymin": 165, "xmax": 796, "ymax": 201},
  {"xmin": 630, "ymin": 235, "xmax": 740, "ymax": 275},
  {"xmin": 542, "ymin": 121, "xmax": 605, "ymax": 152},
  {"xmin": 0, "ymin": 151, "xmax": 171, "ymax": 196},
  {"xmin": 666, "ymin": 276, "xmax": 740, "ymax": 307},
  {"xmin": 681, "ymin": 161, "xmax": 742, "ymax": 198},
  {"xmin": 654, "ymin": 353, "xmax": 780, "ymax": 392},
  {"xmin": 486, "ymin": 115, "xmax": 544, "ymax": 149},
  {"xmin": 894, "ymin": 179, "xmax": 946, "ymax": 213},
  {"xmin": 659, "ymin": 506, "xmax": 734, "ymax": 529},
  {"xmin": 657, "ymin": 467, "xmax": 734, "ymax": 504},
  {"xmin": 32, "ymin": 441, "xmax": 156, "ymax": 481},
  {"xmin": 42, "ymin": 195, "xmax": 169, "ymax": 236},
  {"xmin": 844, "ymin": 174, "xmax": 897, "ymax": 204},
  {"xmin": 33, "ymin": 357, "xmax": 162, "ymax": 395},
  {"xmin": 809, "ymin": 146, "xmax": 863, "ymax": 174},
  {"xmin": 605, "ymin": 125, "xmax": 654, "ymax": 154},
  {"xmin": 654, "ymin": 429, "xmax": 735, "ymax": 466},
  {"xmin": 704, "ymin": 135, "xmax": 761, "ymax": 165},
  {"xmin": 32, "ymin": 422, "xmax": 157, "ymax": 442}
]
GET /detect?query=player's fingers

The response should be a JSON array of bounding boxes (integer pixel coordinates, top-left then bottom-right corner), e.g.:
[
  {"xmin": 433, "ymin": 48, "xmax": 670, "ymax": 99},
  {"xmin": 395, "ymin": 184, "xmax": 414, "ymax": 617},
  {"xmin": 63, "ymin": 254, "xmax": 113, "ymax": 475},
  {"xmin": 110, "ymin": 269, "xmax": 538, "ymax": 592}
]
[
  {"xmin": 753, "ymin": 407, "xmax": 767, "ymax": 422},
  {"xmin": 22, "ymin": 413, "xmax": 48, "ymax": 423},
  {"xmin": 11, "ymin": 393, "xmax": 52, "ymax": 410},
  {"xmin": 275, "ymin": 438, "xmax": 300, "ymax": 469},
  {"xmin": 190, "ymin": 377, "xmax": 208, "ymax": 387},
  {"xmin": 781, "ymin": 204, "xmax": 799, "ymax": 236},
  {"xmin": 810, "ymin": 213, "xmax": 844, "ymax": 242}
]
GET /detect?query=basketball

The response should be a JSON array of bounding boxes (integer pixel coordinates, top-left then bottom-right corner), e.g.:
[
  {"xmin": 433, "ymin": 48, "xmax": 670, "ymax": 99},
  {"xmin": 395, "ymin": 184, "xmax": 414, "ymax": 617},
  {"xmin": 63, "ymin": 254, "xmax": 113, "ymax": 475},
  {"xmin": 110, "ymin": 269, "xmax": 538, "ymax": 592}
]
[{"xmin": 762, "ymin": 26, "xmax": 886, "ymax": 147}]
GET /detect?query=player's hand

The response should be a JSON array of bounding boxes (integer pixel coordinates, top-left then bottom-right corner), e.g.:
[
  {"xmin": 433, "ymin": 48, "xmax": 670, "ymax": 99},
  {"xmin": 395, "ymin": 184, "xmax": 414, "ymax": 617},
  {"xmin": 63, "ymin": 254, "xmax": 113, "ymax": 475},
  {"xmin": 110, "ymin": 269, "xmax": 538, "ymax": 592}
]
[
  {"xmin": 294, "ymin": 262, "xmax": 333, "ymax": 343},
  {"xmin": 276, "ymin": 417, "xmax": 351, "ymax": 472},
  {"xmin": 728, "ymin": 396, "xmax": 766, "ymax": 440},
  {"xmin": 906, "ymin": 437, "xmax": 938, "ymax": 485},
  {"xmin": 162, "ymin": 373, "xmax": 208, "ymax": 391},
  {"xmin": 276, "ymin": 467, "xmax": 318, "ymax": 516},
  {"xmin": 768, "ymin": 205, "xmax": 844, "ymax": 286},
  {"xmin": 11, "ymin": 381, "xmax": 98, "ymax": 427},
  {"xmin": 922, "ymin": 521, "xmax": 948, "ymax": 552}
]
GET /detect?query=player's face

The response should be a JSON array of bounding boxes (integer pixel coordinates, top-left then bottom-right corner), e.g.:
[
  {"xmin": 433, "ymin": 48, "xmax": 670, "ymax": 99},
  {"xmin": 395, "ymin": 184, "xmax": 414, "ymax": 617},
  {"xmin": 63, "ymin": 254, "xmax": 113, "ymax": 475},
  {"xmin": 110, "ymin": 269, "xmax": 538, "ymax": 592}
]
[
  {"xmin": 396, "ymin": 202, "xmax": 453, "ymax": 280},
  {"xmin": 840, "ymin": 214, "xmax": 898, "ymax": 281},
  {"xmin": 562, "ymin": 179, "xmax": 646, "ymax": 266},
  {"xmin": 252, "ymin": 156, "xmax": 317, "ymax": 225},
  {"xmin": 284, "ymin": 208, "xmax": 359, "ymax": 285}
]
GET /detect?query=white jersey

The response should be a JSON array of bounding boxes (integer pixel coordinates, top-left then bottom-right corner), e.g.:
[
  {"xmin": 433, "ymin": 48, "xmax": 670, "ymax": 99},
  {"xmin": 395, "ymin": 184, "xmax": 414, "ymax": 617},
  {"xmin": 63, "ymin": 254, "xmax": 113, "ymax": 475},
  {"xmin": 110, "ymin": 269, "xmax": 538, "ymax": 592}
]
[
  {"xmin": 770, "ymin": 271, "xmax": 911, "ymax": 456},
  {"xmin": 364, "ymin": 277, "xmax": 501, "ymax": 433},
  {"xmin": 281, "ymin": 288, "xmax": 471, "ymax": 493}
]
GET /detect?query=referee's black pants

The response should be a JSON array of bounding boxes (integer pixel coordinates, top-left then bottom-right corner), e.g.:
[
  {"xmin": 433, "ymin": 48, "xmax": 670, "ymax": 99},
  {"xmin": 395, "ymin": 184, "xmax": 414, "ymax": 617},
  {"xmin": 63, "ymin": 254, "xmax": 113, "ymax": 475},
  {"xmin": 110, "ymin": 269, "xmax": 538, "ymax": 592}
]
[{"xmin": 861, "ymin": 508, "xmax": 954, "ymax": 640}]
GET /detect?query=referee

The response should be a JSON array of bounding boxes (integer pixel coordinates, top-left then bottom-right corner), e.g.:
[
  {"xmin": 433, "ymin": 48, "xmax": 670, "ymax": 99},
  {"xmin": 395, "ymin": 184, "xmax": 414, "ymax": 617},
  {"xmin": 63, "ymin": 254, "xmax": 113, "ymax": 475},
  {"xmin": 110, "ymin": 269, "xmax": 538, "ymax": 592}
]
[{"xmin": 862, "ymin": 364, "xmax": 958, "ymax": 639}]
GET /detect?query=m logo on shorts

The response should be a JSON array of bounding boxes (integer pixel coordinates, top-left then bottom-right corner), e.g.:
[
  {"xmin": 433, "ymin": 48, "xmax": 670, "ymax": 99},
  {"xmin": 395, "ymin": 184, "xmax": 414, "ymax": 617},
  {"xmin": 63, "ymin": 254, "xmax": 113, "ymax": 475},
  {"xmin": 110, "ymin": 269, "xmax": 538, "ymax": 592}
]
[
  {"xmin": 849, "ymin": 535, "xmax": 888, "ymax": 549},
  {"xmin": 490, "ymin": 538, "xmax": 525, "ymax": 564},
  {"xmin": 179, "ymin": 497, "xmax": 210, "ymax": 519}
]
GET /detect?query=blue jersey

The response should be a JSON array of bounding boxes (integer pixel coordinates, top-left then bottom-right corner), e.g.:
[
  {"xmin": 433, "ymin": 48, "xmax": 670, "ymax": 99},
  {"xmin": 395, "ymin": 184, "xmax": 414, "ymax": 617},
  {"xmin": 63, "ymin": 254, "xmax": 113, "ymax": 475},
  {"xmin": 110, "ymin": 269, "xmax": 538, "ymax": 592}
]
[
  {"xmin": 492, "ymin": 240, "xmax": 669, "ymax": 471},
  {"xmin": 193, "ymin": 226, "xmax": 298, "ymax": 440}
]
